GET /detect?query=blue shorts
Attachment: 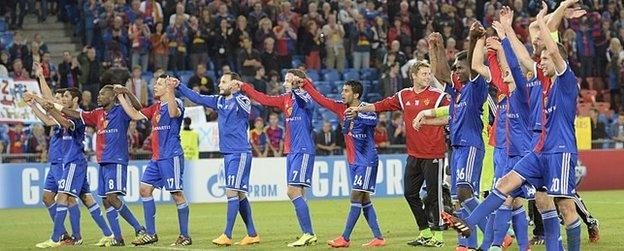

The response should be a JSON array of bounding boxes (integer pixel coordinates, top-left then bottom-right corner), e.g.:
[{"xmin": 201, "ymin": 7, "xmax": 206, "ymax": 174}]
[
  {"xmin": 287, "ymin": 153, "xmax": 315, "ymax": 187},
  {"xmin": 512, "ymin": 152, "xmax": 577, "ymax": 197},
  {"xmin": 98, "ymin": 163, "xmax": 128, "ymax": 197},
  {"xmin": 43, "ymin": 162, "xmax": 63, "ymax": 193},
  {"xmin": 350, "ymin": 161, "xmax": 379, "ymax": 193},
  {"xmin": 58, "ymin": 160, "xmax": 91, "ymax": 197},
  {"xmin": 506, "ymin": 155, "xmax": 536, "ymax": 199},
  {"xmin": 223, "ymin": 152, "xmax": 252, "ymax": 192},
  {"xmin": 141, "ymin": 155, "xmax": 185, "ymax": 191},
  {"xmin": 492, "ymin": 148, "xmax": 508, "ymax": 189},
  {"xmin": 451, "ymin": 146, "xmax": 484, "ymax": 197}
]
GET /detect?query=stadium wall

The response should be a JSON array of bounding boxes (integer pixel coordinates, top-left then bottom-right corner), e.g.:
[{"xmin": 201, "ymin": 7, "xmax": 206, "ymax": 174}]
[{"xmin": 1, "ymin": 152, "xmax": 622, "ymax": 209}]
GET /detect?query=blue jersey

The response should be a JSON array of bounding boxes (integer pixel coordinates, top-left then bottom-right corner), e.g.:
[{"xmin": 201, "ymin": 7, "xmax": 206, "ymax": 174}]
[
  {"xmin": 242, "ymin": 83, "xmax": 316, "ymax": 154},
  {"xmin": 527, "ymin": 64, "xmax": 544, "ymax": 136},
  {"xmin": 141, "ymin": 98, "xmax": 185, "ymax": 160},
  {"xmin": 48, "ymin": 125, "xmax": 71, "ymax": 164},
  {"xmin": 63, "ymin": 117, "xmax": 86, "ymax": 164},
  {"xmin": 81, "ymin": 104, "xmax": 131, "ymax": 164},
  {"xmin": 178, "ymin": 84, "xmax": 251, "ymax": 153},
  {"xmin": 537, "ymin": 63, "xmax": 579, "ymax": 154},
  {"xmin": 447, "ymin": 76, "xmax": 489, "ymax": 149},
  {"xmin": 502, "ymin": 38, "xmax": 532, "ymax": 156},
  {"xmin": 492, "ymin": 97, "xmax": 507, "ymax": 149}
]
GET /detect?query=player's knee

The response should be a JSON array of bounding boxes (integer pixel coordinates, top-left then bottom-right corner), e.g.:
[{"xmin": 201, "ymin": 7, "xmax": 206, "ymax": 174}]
[
  {"xmin": 555, "ymin": 198, "xmax": 577, "ymax": 220},
  {"xmin": 512, "ymin": 198, "xmax": 524, "ymax": 208},
  {"xmin": 42, "ymin": 192, "xmax": 55, "ymax": 205},
  {"xmin": 534, "ymin": 192, "xmax": 555, "ymax": 212},
  {"xmin": 171, "ymin": 191, "xmax": 186, "ymax": 204},
  {"xmin": 139, "ymin": 185, "xmax": 153, "ymax": 198},
  {"xmin": 287, "ymin": 187, "xmax": 301, "ymax": 199},
  {"xmin": 350, "ymin": 191, "xmax": 365, "ymax": 203}
]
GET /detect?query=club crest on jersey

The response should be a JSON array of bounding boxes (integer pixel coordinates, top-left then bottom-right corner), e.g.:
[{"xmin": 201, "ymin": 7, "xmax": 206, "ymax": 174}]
[
  {"xmin": 154, "ymin": 112, "xmax": 161, "ymax": 124},
  {"xmin": 101, "ymin": 118, "xmax": 109, "ymax": 129},
  {"xmin": 423, "ymin": 98, "xmax": 430, "ymax": 106},
  {"xmin": 526, "ymin": 71, "xmax": 534, "ymax": 80}
]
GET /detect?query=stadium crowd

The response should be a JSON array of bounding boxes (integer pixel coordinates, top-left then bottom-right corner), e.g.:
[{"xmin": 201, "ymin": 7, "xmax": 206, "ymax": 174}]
[{"xmin": 1, "ymin": 0, "xmax": 624, "ymax": 162}]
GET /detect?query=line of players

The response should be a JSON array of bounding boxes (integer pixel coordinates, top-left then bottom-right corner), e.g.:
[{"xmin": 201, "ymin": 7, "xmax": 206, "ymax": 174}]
[{"xmin": 27, "ymin": 1, "xmax": 599, "ymax": 249}]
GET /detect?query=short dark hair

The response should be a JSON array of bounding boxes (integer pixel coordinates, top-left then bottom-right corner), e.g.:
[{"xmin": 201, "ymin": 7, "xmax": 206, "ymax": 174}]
[
  {"xmin": 54, "ymin": 88, "xmax": 66, "ymax": 95},
  {"xmin": 455, "ymin": 50, "xmax": 468, "ymax": 61},
  {"xmin": 223, "ymin": 72, "xmax": 242, "ymax": 81},
  {"xmin": 184, "ymin": 117, "xmax": 192, "ymax": 126},
  {"xmin": 344, "ymin": 80, "xmax": 363, "ymax": 100},
  {"xmin": 286, "ymin": 69, "xmax": 306, "ymax": 79},
  {"xmin": 66, "ymin": 87, "xmax": 82, "ymax": 104}
]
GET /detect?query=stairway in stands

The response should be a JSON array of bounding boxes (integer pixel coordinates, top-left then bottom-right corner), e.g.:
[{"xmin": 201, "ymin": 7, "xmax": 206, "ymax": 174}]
[{"xmin": 18, "ymin": 15, "xmax": 82, "ymax": 64}]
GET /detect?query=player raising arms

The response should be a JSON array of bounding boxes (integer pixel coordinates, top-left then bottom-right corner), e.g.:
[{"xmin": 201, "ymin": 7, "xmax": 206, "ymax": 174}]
[
  {"xmin": 301, "ymin": 79, "xmax": 385, "ymax": 247},
  {"xmin": 346, "ymin": 62, "xmax": 449, "ymax": 247},
  {"xmin": 240, "ymin": 69, "xmax": 318, "ymax": 247},
  {"xmin": 58, "ymin": 84, "xmax": 146, "ymax": 246},
  {"xmin": 35, "ymin": 87, "xmax": 115, "ymax": 248},
  {"xmin": 175, "ymin": 72, "xmax": 259, "ymax": 246},
  {"xmin": 444, "ymin": 3, "xmax": 582, "ymax": 251},
  {"xmin": 116, "ymin": 75, "xmax": 191, "ymax": 246}
]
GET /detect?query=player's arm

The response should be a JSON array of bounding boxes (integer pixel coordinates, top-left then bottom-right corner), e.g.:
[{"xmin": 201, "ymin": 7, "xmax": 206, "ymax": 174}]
[
  {"xmin": 428, "ymin": 32, "xmax": 452, "ymax": 84},
  {"xmin": 499, "ymin": 7, "xmax": 535, "ymax": 72},
  {"xmin": 59, "ymin": 106, "xmax": 82, "ymax": 119},
  {"xmin": 163, "ymin": 78, "xmax": 181, "ymax": 118},
  {"xmin": 412, "ymin": 106, "xmax": 449, "ymax": 130},
  {"xmin": 358, "ymin": 112, "xmax": 378, "ymax": 126},
  {"xmin": 32, "ymin": 63, "xmax": 53, "ymax": 99},
  {"xmin": 301, "ymin": 79, "xmax": 344, "ymax": 114},
  {"xmin": 502, "ymin": 37, "xmax": 530, "ymax": 97},
  {"xmin": 42, "ymin": 101, "xmax": 74, "ymax": 130},
  {"xmin": 421, "ymin": 117, "xmax": 449, "ymax": 126},
  {"xmin": 346, "ymin": 92, "xmax": 402, "ymax": 119},
  {"xmin": 486, "ymin": 40, "xmax": 506, "ymax": 92},
  {"xmin": 24, "ymin": 93, "xmax": 58, "ymax": 126},
  {"xmin": 176, "ymin": 81, "xmax": 219, "ymax": 109},
  {"xmin": 240, "ymin": 83, "xmax": 284, "ymax": 108},
  {"xmin": 537, "ymin": 3, "xmax": 566, "ymax": 74},
  {"xmin": 117, "ymin": 94, "xmax": 146, "ymax": 121},
  {"xmin": 546, "ymin": 0, "xmax": 583, "ymax": 32}
]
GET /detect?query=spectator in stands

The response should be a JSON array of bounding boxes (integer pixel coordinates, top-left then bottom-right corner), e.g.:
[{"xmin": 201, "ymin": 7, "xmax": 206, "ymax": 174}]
[
  {"xmin": 9, "ymin": 32, "xmax": 28, "ymax": 64},
  {"xmin": 265, "ymin": 113, "xmax": 284, "ymax": 157},
  {"xmin": 274, "ymin": 18, "xmax": 297, "ymax": 70},
  {"xmin": 140, "ymin": 0, "xmax": 164, "ymax": 25},
  {"xmin": 371, "ymin": 16, "xmax": 388, "ymax": 65},
  {"xmin": 607, "ymin": 38, "xmax": 623, "ymax": 111},
  {"xmin": 126, "ymin": 66, "xmax": 149, "ymax": 106},
  {"xmin": 323, "ymin": 13, "xmax": 346, "ymax": 72},
  {"xmin": 7, "ymin": 123, "xmax": 26, "ymax": 154},
  {"xmin": 278, "ymin": 1, "xmax": 301, "ymax": 30},
  {"xmin": 0, "ymin": 140, "xmax": 6, "ymax": 156},
  {"xmin": 214, "ymin": 4, "xmax": 234, "ymax": 25},
  {"xmin": 387, "ymin": 111, "xmax": 406, "ymax": 145},
  {"xmin": 0, "ymin": 51, "xmax": 9, "ymax": 77},
  {"xmin": 381, "ymin": 62, "xmax": 404, "ymax": 98},
  {"xmin": 213, "ymin": 18, "xmax": 235, "ymax": 72},
  {"xmin": 81, "ymin": 90, "xmax": 96, "ymax": 111},
  {"xmin": 248, "ymin": 2, "xmax": 268, "ymax": 35},
  {"xmin": 8, "ymin": 0, "xmax": 27, "ymax": 30},
  {"xmin": 188, "ymin": 63, "xmax": 214, "ymax": 95},
  {"xmin": 150, "ymin": 22, "xmax": 169, "ymax": 71},
  {"xmin": 577, "ymin": 19, "xmax": 596, "ymax": 79},
  {"xmin": 78, "ymin": 47, "xmax": 103, "ymax": 96},
  {"xmin": 168, "ymin": 2, "xmax": 190, "ymax": 25},
  {"xmin": 180, "ymin": 117, "xmax": 200, "ymax": 160},
  {"xmin": 611, "ymin": 112, "xmax": 624, "ymax": 149},
  {"xmin": 23, "ymin": 41, "xmax": 41, "ymax": 73},
  {"xmin": 401, "ymin": 45, "xmax": 428, "ymax": 79},
  {"xmin": 255, "ymin": 18, "xmax": 276, "ymax": 48},
  {"xmin": 261, "ymin": 37, "xmax": 280, "ymax": 75},
  {"xmin": 188, "ymin": 16, "xmax": 210, "ymax": 71},
  {"xmin": 27, "ymin": 124, "xmax": 47, "ymax": 160},
  {"xmin": 316, "ymin": 121, "xmax": 339, "ymax": 156},
  {"xmin": 250, "ymin": 66, "xmax": 268, "ymax": 93},
  {"xmin": 128, "ymin": 120, "xmax": 142, "ymax": 157},
  {"xmin": 11, "ymin": 59, "xmax": 30, "ymax": 80},
  {"xmin": 385, "ymin": 40, "xmax": 407, "ymax": 66},
  {"xmin": 40, "ymin": 52, "xmax": 58, "ymax": 87},
  {"xmin": 57, "ymin": 51, "xmax": 80, "ymax": 88},
  {"xmin": 83, "ymin": 0, "xmax": 99, "ymax": 46},
  {"xmin": 351, "ymin": 14, "xmax": 373, "ymax": 70},
  {"xmin": 301, "ymin": 2, "xmax": 325, "ymax": 27},
  {"xmin": 388, "ymin": 19, "xmax": 411, "ymax": 56},
  {"xmin": 238, "ymin": 36, "xmax": 263, "ymax": 81},
  {"xmin": 266, "ymin": 70, "xmax": 282, "ymax": 95},
  {"xmin": 103, "ymin": 16, "xmax": 130, "ymax": 67},
  {"xmin": 374, "ymin": 113, "xmax": 390, "ymax": 149},
  {"xmin": 233, "ymin": 15, "xmax": 250, "ymax": 46},
  {"xmin": 33, "ymin": 33, "xmax": 48, "ymax": 55},
  {"xmin": 128, "ymin": 16, "xmax": 151, "ymax": 71},
  {"xmin": 590, "ymin": 108, "xmax": 608, "ymax": 147},
  {"xmin": 250, "ymin": 117, "xmax": 269, "ymax": 157},
  {"xmin": 301, "ymin": 20, "xmax": 323, "ymax": 72},
  {"xmin": 167, "ymin": 15, "xmax": 189, "ymax": 71}
]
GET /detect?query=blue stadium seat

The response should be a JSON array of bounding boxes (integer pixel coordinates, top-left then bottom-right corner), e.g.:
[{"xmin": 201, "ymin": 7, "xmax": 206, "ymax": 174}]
[
  {"xmin": 179, "ymin": 72, "xmax": 193, "ymax": 85},
  {"xmin": 281, "ymin": 69, "xmax": 288, "ymax": 78},
  {"xmin": 343, "ymin": 68, "xmax": 358, "ymax": 74},
  {"xmin": 0, "ymin": 32, "xmax": 13, "ymax": 47},
  {"xmin": 361, "ymin": 68, "xmax": 379, "ymax": 81},
  {"xmin": 366, "ymin": 93, "xmax": 383, "ymax": 103},
  {"xmin": 306, "ymin": 70, "xmax": 320, "ymax": 81},
  {"xmin": 342, "ymin": 71, "xmax": 360, "ymax": 81},
  {"xmin": 205, "ymin": 70, "xmax": 216, "ymax": 82},
  {"xmin": 326, "ymin": 94, "xmax": 341, "ymax": 101},
  {"xmin": 322, "ymin": 70, "xmax": 340, "ymax": 82},
  {"xmin": 0, "ymin": 21, "xmax": 7, "ymax": 32},
  {"xmin": 291, "ymin": 58, "xmax": 302, "ymax": 68},
  {"xmin": 314, "ymin": 81, "xmax": 332, "ymax": 94}
]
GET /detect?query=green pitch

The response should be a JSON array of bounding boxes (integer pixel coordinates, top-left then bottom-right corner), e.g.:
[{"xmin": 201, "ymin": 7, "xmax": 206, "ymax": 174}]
[{"xmin": 2, "ymin": 190, "xmax": 623, "ymax": 250}]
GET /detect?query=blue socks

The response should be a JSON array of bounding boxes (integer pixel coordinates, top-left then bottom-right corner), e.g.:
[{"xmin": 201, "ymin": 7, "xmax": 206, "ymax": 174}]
[
  {"xmin": 177, "ymin": 202, "xmax": 190, "ymax": 237},
  {"xmin": 512, "ymin": 206, "xmax": 529, "ymax": 251},
  {"xmin": 456, "ymin": 210, "xmax": 467, "ymax": 247},
  {"xmin": 47, "ymin": 203, "xmax": 57, "ymax": 222},
  {"xmin": 116, "ymin": 201, "xmax": 142, "ymax": 232},
  {"xmin": 342, "ymin": 202, "xmax": 362, "ymax": 241},
  {"xmin": 566, "ymin": 218, "xmax": 581, "ymax": 251},
  {"xmin": 51, "ymin": 203, "xmax": 68, "ymax": 241},
  {"xmin": 239, "ymin": 198, "xmax": 257, "ymax": 237},
  {"xmin": 106, "ymin": 207, "xmax": 122, "ymax": 240},
  {"xmin": 68, "ymin": 203, "xmax": 81, "ymax": 239},
  {"xmin": 541, "ymin": 210, "xmax": 563, "ymax": 251},
  {"xmin": 463, "ymin": 197, "xmax": 488, "ymax": 232},
  {"xmin": 492, "ymin": 205, "xmax": 512, "ymax": 246},
  {"xmin": 462, "ymin": 207, "xmax": 478, "ymax": 248},
  {"xmin": 88, "ymin": 203, "xmax": 112, "ymax": 237},
  {"xmin": 292, "ymin": 196, "xmax": 314, "ymax": 235},
  {"xmin": 466, "ymin": 188, "xmax": 507, "ymax": 226},
  {"xmin": 362, "ymin": 202, "xmax": 382, "ymax": 239},
  {"xmin": 479, "ymin": 212, "xmax": 495, "ymax": 250},
  {"xmin": 224, "ymin": 197, "xmax": 239, "ymax": 238},
  {"xmin": 142, "ymin": 197, "xmax": 156, "ymax": 235}
]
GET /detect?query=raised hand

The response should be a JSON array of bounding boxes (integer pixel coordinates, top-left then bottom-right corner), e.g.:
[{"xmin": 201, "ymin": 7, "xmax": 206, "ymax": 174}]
[
  {"xmin": 113, "ymin": 84, "xmax": 128, "ymax": 95},
  {"xmin": 536, "ymin": 1, "xmax": 548, "ymax": 21},
  {"xmin": 345, "ymin": 107, "xmax": 358, "ymax": 120},
  {"xmin": 42, "ymin": 101, "xmax": 54, "ymax": 111},
  {"xmin": 166, "ymin": 77, "xmax": 180, "ymax": 88},
  {"xmin": 499, "ymin": 6, "xmax": 514, "ymax": 28},
  {"xmin": 491, "ymin": 21, "xmax": 506, "ymax": 39},
  {"xmin": 469, "ymin": 22, "xmax": 486, "ymax": 40},
  {"xmin": 33, "ymin": 62, "xmax": 43, "ymax": 77},
  {"xmin": 486, "ymin": 37, "xmax": 503, "ymax": 52},
  {"xmin": 23, "ymin": 92, "xmax": 34, "ymax": 103},
  {"xmin": 565, "ymin": 7, "xmax": 586, "ymax": 19},
  {"xmin": 412, "ymin": 113, "xmax": 425, "ymax": 131}
]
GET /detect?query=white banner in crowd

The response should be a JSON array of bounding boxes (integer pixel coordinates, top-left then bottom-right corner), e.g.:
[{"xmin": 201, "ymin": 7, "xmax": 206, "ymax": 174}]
[
  {"xmin": 0, "ymin": 78, "xmax": 42, "ymax": 123},
  {"xmin": 0, "ymin": 155, "xmax": 408, "ymax": 208}
]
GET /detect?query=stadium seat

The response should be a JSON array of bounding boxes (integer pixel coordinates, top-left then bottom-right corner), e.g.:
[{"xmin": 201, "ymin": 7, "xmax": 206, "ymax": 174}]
[
  {"xmin": 342, "ymin": 71, "xmax": 360, "ymax": 81},
  {"xmin": 361, "ymin": 68, "xmax": 379, "ymax": 81},
  {"xmin": 0, "ymin": 20, "xmax": 7, "ymax": 32},
  {"xmin": 291, "ymin": 58, "xmax": 302, "ymax": 68},
  {"xmin": 0, "ymin": 32, "xmax": 13, "ymax": 47},
  {"xmin": 314, "ymin": 81, "xmax": 332, "ymax": 94},
  {"xmin": 307, "ymin": 70, "xmax": 320, "ymax": 81},
  {"xmin": 322, "ymin": 70, "xmax": 341, "ymax": 82},
  {"xmin": 343, "ymin": 68, "xmax": 357, "ymax": 74},
  {"xmin": 179, "ymin": 72, "xmax": 193, "ymax": 85},
  {"xmin": 205, "ymin": 70, "xmax": 216, "ymax": 81},
  {"xmin": 326, "ymin": 94, "xmax": 341, "ymax": 101},
  {"xmin": 366, "ymin": 93, "xmax": 383, "ymax": 103}
]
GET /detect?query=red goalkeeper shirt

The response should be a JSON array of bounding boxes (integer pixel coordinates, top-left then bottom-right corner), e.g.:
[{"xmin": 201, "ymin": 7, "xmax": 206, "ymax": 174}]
[{"xmin": 374, "ymin": 86, "xmax": 450, "ymax": 159}]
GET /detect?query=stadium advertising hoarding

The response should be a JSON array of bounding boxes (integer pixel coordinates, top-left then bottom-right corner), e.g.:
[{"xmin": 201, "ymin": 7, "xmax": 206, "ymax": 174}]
[
  {"xmin": 0, "ymin": 78, "xmax": 42, "ymax": 123},
  {"xmin": 0, "ymin": 155, "xmax": 408, "ymax": 209}
]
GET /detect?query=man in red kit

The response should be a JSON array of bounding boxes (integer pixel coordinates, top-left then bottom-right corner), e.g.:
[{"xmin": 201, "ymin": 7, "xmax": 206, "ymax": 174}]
[{"xmin": 346, "ymin": 61, "xmax": 450, "ymax": 246}]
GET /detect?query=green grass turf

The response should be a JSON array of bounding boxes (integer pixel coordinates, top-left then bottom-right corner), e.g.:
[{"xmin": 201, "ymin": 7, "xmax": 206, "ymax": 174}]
[{"xmin": 2, "ymin": 190, "xmax": 623, "ymax": 250}]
